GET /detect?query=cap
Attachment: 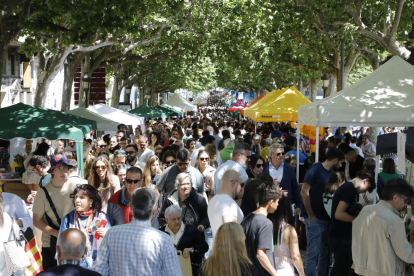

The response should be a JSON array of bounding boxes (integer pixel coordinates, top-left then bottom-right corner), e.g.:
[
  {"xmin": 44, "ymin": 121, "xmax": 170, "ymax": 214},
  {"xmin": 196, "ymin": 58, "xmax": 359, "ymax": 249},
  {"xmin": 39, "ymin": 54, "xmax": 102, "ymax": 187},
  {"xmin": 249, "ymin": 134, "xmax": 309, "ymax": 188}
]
[{"xmin": 49, "ymin": 154, "xmax": 73, "ymax": 172}]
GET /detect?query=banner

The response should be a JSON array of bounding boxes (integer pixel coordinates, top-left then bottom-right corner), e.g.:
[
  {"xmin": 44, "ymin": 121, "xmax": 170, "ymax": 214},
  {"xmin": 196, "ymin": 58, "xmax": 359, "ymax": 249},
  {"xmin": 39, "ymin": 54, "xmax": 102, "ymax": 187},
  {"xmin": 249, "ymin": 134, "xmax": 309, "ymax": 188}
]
[
  {"xmin": 238, "ymin": 92, "xmax": 244, "ymax": 99},
  {"xmin": 182, "ymin": 91, "xmax": 187, "ymax": 99},
  {"xmin": 163, "ymin": 93, "xmax": 168, "ymax": 103},
  {"xmin": 250, "ymin": 93, "xmax": 256, "ymax": 101}
]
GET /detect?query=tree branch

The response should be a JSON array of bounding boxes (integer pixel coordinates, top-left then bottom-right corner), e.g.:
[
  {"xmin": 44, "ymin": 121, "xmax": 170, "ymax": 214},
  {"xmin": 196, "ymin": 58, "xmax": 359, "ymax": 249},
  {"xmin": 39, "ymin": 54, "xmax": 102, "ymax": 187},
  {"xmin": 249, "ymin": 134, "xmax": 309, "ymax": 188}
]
[{"xmin": 390, "ymin": 0, "xmax": 406, "ymax": 44}]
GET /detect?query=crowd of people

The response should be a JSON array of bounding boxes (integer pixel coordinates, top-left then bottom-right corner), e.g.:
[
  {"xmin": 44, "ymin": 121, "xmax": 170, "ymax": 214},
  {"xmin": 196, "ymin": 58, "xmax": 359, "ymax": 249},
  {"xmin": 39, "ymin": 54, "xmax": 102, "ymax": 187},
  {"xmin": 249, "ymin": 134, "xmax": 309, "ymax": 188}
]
[{"xmin": 0, "ymin": 103, "xmax": 413, "ymax": 276}]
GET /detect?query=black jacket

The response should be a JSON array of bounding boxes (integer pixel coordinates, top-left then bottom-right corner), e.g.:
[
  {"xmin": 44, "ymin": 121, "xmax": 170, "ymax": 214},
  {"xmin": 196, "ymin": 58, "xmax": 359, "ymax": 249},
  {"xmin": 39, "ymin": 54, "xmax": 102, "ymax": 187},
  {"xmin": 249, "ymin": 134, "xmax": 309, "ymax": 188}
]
[
  {"xmin": 37, "ymin": 264, "xmax": 102, "ymax": 276},
  {"xmin": 160, "ymin": 223, "xmax": 209, "ymax": 267},
  {"xmin": 159, "ymin": 188, "xmax": 209, "ymax": 229}
]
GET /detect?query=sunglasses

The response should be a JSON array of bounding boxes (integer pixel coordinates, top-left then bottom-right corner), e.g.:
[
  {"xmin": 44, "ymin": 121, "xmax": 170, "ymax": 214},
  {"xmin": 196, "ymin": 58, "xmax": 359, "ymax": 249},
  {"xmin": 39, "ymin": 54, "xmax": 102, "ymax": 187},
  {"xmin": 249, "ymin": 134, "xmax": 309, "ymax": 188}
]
[
  {"xmin": 96, "ymin": 165, "xmax": 107, "ymax": 170},
  {"xmin": 274, "ymin": 152, "xmax": 285, "ymax": 156},
  {"xmin": 256, "ymin": 163, "xmax": 264, "ymax": 168},
  {"xmin": 235, "ymin": 180, "xmax": 244, "ymax": 188},
  {"xmin": 126, "ymin": 151, "xmax": 135, "ymax": 155},
  {"xmin": 126, "ymin": 178, "xmax": 141, "ymax": 184},
  {"xmin": 177, "ymin": 162, "xmax": 189, "ymax": 166},
  {"xmin": 97, "ymin": 145, "xmax": 106, "ymax": 148},
  {"xmin": 166, "ymin": 160, "xmax": 175, "ymax": 165},
  {"xmin": 200, "ymin": 157, "xmax": 209, "ymax": 161},
  {"xmin": 114, "ymin": 150, "xmax": 126, "ymax": 156}
]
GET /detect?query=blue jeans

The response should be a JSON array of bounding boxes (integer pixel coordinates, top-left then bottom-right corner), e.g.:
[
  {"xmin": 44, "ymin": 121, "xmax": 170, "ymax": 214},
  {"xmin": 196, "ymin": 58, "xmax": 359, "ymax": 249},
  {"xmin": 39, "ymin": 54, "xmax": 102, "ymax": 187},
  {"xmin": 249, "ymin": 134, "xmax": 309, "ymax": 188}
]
[{"xmin": 305, "ymin": 218, "xmax": 329, "ymax": 276}]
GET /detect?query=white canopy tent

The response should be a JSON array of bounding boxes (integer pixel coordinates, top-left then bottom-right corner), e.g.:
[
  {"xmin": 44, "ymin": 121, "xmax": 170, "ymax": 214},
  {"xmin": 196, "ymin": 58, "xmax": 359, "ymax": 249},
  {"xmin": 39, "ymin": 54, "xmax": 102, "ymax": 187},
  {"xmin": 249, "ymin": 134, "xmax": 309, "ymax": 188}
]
[
  {"xmin": 87, "ymin": 104, "xmax": 145, "ymax": 132},
  {"xmin": 164, "ymin": 93, "xmax": 197, "ymax": 112},
  {"xmin": 297, "ymin": 56, "xmax": 414, "ymax": 203},
  {"xmin": 66, "ymin": 107, "xmax": 120, "ymax": 131},
  {"xmin": 298, "ymin": 56, "xmax": 414, "ymax": 127}
]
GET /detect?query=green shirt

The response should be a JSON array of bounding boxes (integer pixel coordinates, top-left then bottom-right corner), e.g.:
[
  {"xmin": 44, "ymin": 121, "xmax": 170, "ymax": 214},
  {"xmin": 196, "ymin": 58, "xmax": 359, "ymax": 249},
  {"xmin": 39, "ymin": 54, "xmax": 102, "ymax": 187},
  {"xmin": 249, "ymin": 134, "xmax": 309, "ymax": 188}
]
[{"xmin": 378, "ymin": 172, "xmax": 402, "ymax": 185}]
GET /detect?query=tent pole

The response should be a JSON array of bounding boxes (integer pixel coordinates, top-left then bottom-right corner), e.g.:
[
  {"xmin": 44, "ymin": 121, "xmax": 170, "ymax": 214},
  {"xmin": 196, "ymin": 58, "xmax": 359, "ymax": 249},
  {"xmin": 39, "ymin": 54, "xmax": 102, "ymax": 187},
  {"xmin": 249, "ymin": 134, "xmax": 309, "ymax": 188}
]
[
  {"xmin": 255, "ymin": 122, "xmax": 257, "ymax": 133},
  {"xmin": 374, "ymin": 155, "xmax": 380, "ymax": 204},
  {"xmin": 297, "ymin": 123, "xmax": 300, "ymax": 181},
  {"xmin": 316, "ymin": 127, "xmax": 320, "ymax": 162}
]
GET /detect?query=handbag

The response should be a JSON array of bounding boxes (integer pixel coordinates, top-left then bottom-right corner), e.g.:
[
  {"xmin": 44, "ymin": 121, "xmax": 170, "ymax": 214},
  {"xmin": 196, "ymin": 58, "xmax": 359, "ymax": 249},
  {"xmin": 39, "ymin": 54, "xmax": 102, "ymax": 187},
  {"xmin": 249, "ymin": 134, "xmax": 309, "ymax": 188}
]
[
  {"xmin": 3, "ymin": 215, "xmax": 30, "ymax": 273},
  {"xmin": 177, "ymin": 250, "xmax": 192, "ymax": 275}
]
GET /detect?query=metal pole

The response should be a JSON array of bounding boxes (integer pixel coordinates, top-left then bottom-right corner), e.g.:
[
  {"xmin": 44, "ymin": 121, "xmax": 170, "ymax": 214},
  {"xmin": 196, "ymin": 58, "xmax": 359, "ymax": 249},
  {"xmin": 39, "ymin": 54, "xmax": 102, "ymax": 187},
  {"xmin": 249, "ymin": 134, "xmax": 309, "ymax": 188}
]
[
  {"xmin": 341, "ymin": 39, "xmax": 345, "ymax": 90},
  {"xmin": 374, "ymin": 155, "xmax": 380, "ymax": 204},
  {"xmin": 255, "ymin": 122, "xmax": 257, "ymax": 133},
  {"xmin": 297, "ymin": 123, "xmax": 300, "ymax": 181},
  {"xmin": 316, "ymin": 127, "xmax": 320, "ymax": 162}
]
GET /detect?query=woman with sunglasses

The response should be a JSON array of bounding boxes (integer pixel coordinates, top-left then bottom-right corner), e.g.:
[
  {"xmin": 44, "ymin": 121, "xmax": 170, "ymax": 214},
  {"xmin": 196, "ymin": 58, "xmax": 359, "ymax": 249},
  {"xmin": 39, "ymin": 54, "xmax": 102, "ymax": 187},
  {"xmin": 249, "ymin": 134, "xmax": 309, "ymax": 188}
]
[
  {"xmin": 162, "ymin": 150, "xmax": 176, "ymax": 170},
  {"xmin": 159, "ymin": 172, "xmax": 209, "ymax": 233},
  {"xmin": 195, "ymin": 150, "xmax": 216, "ymax": 200},
  {"xmin": 84, "ymin": 139, "xmax": 107, "ymax": 178},
  {"xmin": 88, "ymin": 157, "xmax": 121, "ymax": 213},
  {"xmin": 112, "ymin": 150, "xmax": 126, "ymax": 168},
  {"xmin": 142, "ymin": 155, "xmax": 163, "ymax": 188},
  {"xmin": 58, "ymin": 184, "xmax": 111, "ymax": 269},
  {"xmin": 247, "ymin": 154, "xmax": 265, "ymax": 179}
]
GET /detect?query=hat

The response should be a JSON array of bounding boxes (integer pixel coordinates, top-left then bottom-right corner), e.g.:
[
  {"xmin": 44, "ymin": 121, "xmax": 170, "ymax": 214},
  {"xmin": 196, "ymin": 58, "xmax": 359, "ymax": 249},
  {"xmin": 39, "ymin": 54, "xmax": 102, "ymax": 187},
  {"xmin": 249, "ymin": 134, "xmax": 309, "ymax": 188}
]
[{"xmin": 49, "ymin": 154, "xmax": 73, "ymax": 172}]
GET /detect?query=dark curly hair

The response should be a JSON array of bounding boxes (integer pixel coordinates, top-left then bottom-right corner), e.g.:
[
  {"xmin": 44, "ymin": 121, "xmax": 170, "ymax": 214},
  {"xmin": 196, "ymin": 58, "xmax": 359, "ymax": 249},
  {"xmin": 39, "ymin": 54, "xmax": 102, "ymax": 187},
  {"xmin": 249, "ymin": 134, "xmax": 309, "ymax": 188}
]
[{"xmin": 72, "ymin": 184, "xmax": 102, "ymax": 212}]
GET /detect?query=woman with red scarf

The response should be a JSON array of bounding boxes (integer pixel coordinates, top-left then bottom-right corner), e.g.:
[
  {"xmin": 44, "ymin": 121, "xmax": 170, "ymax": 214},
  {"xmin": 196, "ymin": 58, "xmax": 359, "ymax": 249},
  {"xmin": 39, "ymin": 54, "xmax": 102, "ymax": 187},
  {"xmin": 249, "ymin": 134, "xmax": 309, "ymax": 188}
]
[{"xmin": 58, "ymin": 184, "xmax": 111, "ymax": 269}]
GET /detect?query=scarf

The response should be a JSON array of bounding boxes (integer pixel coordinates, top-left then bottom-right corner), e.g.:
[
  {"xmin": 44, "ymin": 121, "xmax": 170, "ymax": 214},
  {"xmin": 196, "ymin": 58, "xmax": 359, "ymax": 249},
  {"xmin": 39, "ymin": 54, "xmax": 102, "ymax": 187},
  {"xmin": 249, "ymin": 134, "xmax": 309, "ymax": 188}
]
[{"xmin": 75, "ymin": 209, "xmax": 94, "ymax": 253}]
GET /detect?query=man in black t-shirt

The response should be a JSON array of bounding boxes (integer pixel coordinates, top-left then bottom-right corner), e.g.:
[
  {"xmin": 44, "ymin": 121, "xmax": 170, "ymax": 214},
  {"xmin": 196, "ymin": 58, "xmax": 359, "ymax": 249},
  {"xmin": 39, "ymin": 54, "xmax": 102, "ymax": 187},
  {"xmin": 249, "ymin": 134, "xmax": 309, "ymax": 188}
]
[
  {"xmin": 328, "ymin": 169, "xmax": 375, "ymax": 276},
  {"xmin": 242, "ymin": 182, "xmax": 281, "ymax": 276}
]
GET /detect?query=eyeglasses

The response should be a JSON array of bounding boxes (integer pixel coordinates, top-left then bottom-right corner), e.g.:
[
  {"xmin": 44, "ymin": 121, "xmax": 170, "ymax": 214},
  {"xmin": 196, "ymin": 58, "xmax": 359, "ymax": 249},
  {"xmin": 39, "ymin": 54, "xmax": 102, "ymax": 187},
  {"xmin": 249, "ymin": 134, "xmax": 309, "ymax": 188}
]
[
  {"xmin": 96, "ymin": 165, "xmax": 107, "ymax": 170},
  {"xmin": 256, "ymin": 164, "xmax": 264, "ymax": 168},
  {"xmin": 126, "ymin": 151, "xmax": 136, "ymax": 155},
  {"xmin": 126, "ymin": 178, "xmax": 141, "ymax": 184},
  {"xmin": 97, "ymin": 145, "xmax": 106, "ymax": 148},
  {"xmin": 400, "ymin": 196, "xmax": 410, "ymax": 204},
  {"xmin": 114, "ymin": 150, "xmax": 126, "ymax": 156},
  {"xmin": 165, "ymin": 160, "xmax": 175, "ymax": 165},
  {"xmin": 234, "ymin": 180, "xmax": 244, "ymax": 188},
  {"xmin": 200, "ymin": 157, "xmax": 210, "ymax": 161},
  {"xmin": 177, "ymin": 162, "xmax": 189, "ymax": 166},
  {"xmin": 177, "ymin": 182, "xmax": 191, "ymax": 187}
]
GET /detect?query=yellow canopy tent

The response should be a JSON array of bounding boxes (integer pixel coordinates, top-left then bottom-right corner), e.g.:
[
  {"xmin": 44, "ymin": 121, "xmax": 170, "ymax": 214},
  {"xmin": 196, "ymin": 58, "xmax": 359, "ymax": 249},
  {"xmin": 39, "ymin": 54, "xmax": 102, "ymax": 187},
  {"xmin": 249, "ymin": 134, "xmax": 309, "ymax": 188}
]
[
  {"xmin": 244, "ymin": 87, "xmax": 311, "ymax": 122},
  {"xmin": 243, "ymin": 89, "xmax": 284, "ymax": 117},
  {"xmin": 240, "ymin": 94, "xmax": 265, "ymax": 115}
]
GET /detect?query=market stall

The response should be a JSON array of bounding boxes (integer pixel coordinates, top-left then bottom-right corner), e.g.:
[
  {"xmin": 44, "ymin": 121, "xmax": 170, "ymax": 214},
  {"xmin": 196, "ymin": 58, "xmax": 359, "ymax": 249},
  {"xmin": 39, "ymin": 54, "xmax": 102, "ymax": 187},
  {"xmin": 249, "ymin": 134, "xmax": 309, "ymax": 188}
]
[{"xmin": 128, "ymin": 104, "xmax": 168, "ymax": 119}]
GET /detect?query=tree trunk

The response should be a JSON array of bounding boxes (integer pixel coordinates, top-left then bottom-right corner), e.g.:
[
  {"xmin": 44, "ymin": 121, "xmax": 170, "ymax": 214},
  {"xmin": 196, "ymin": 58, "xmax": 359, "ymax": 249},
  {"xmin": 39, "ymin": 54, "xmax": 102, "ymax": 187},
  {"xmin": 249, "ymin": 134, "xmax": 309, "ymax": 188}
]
[
  {"xmin": 326, "ymin": 75, "xmax": 337, "ymax": 97},
  {"xmin": 78, "ymin": 55, "xmax": 91, "ymax": 108},
  {"xmin": 310, "ymin": 80, "xmax": 318, "ymax": 102},
  {"xmin": 60, "ymin": 56, "xmax": 80, "ymax": 111}
]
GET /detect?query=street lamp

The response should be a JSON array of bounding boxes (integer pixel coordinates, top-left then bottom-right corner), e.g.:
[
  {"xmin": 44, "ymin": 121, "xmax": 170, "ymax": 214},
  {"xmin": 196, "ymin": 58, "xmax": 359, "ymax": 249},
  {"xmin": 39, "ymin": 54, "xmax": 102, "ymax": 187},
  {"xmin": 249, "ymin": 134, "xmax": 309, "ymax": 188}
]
[
  {"xmin": 83, "ymin": 72, "xmax": 91, "ymax": 107},
  {"xmin": 321, "ymin": 73, "xmax": 330, "ymax": 98}
]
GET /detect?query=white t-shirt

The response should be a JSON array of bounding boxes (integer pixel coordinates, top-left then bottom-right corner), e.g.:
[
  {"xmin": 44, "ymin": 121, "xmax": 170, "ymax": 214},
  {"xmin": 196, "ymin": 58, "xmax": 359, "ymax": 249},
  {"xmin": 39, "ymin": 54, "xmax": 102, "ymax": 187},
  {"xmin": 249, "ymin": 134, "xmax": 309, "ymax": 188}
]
[
  {"xmin": 208, "ymin": 194, "xmax": 244, "ymax": 237},
  {"xmin": 213, "ymin": 160, "xmax": 248, "ymax": 194}
]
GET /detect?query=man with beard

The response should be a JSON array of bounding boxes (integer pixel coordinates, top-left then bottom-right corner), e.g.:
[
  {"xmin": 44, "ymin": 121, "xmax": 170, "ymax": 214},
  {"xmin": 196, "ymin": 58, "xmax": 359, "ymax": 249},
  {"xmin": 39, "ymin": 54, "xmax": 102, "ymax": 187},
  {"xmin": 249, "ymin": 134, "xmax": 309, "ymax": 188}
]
[
  {"xmin": 213, "ymin": 143, "xmax": 250, "ymax": 195},
  {"xmin": 125, "ymin": 144, "xmax": 142, "ymax": 170},
  {"xmin": 208, "ymin": 170, "xmax": 245, "ymax": 237},
  {"xmin": 300, "ymin": 147, "xmax": 344, "ymax": 276}
]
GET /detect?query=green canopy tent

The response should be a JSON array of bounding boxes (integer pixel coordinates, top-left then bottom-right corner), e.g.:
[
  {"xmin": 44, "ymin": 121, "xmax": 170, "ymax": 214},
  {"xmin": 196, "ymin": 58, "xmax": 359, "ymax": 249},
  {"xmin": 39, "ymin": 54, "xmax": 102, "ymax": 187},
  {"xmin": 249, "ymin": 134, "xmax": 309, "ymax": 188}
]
[
  {"xmin": 0, "ymin": 103, "xmax": 97, "ymax": 176},
  {"xmin": 157, "ymin": 105, "xmax": 183, "ymax": 116},
  {"xmin": 153, "ymin": 105, "xmax": 177, "ymax": 117},
  {"xmin": 128, "ymin": 104, "xmax": 168, "ymax": 118}
]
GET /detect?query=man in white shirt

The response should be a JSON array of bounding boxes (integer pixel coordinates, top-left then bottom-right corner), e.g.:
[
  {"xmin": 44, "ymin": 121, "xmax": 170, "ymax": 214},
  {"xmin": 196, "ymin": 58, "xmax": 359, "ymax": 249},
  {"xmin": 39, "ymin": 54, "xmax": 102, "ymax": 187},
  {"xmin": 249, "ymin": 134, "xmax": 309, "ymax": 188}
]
[
  {"xmin": 208, "ymin": 170, "xmax": 245, "ymax": 236},
  {"xmin": 349, "ymin": 136, "xmax": 364, "ymax": 158},
  {"xmin": 213, "ymin": 143, "xmax": 250, "ymax": 195},
  {"xmin": 137, "ymin": 136, "xmax": 155, "ymax": 164}
]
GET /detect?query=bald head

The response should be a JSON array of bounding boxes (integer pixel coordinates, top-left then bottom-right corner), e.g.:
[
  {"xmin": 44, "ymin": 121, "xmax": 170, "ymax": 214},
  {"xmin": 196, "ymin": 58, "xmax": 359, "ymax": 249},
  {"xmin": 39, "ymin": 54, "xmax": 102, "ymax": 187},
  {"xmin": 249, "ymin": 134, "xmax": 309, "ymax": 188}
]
[
  {"xmin": 222, "ymin": 170, "xmax": 243, "ymax": 189},
  {"xmin": 57, "ymin": 229, "xmax": 87, "ymax": 261}
]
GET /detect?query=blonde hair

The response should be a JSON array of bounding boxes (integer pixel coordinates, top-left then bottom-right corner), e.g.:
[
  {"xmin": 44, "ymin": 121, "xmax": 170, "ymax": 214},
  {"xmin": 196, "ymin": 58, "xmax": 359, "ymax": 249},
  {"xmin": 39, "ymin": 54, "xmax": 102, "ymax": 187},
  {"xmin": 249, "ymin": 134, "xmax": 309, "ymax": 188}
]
[
  {"xmin": 202, "ymin": 223, "xmax": 253, "ymax": 276},
  {"xmin": 142, "ymin": 155, "xmax": 162, "ymax": 187}
]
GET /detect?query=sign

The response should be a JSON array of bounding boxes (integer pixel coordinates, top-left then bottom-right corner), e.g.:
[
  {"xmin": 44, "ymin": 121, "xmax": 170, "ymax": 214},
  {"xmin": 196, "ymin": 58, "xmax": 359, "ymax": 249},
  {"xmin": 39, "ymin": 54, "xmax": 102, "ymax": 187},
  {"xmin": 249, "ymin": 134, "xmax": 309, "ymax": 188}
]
[
  {"xmin": 238, "ymin": 92, "xmax": 244, "ymax": 99},
  {"xmin": 398, "ymin": 132, "xmax": 406, "ymax": 173},
  {"xmin": 250, "ymin": 93, "xmax": 256, "ymax": 101}
]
